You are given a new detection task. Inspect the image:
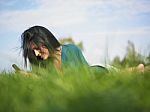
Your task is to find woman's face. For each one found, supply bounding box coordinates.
[31,43,50,60]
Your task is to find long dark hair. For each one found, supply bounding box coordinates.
[21,25,60,67]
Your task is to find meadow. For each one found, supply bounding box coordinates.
[0,67,150,112]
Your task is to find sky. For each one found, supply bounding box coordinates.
[0,0,150,72]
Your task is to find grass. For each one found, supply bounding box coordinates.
[0,67,150,112]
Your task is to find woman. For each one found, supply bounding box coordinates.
[21,25,91,72]
[18,25,143,74]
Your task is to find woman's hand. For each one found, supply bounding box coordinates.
[12,64,38,78]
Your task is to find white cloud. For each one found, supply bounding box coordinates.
[0,0,89,32]
[87,0,150,22]
[1,0,150,32]
[0,9,86,32]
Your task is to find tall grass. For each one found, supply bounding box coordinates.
[0,67,150,112]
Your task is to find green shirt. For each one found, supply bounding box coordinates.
[61,44,88,67]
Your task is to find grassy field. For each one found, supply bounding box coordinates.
[0,67,150,112]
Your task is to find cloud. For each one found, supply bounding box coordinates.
[0,0,89,32]
[0,9,86,32]
[87,0,150,22]
[1,0,150,32]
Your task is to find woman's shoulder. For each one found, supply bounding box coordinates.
[62,44,78,48]
[62,44,80,51]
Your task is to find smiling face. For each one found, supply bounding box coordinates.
[30,43,50,60]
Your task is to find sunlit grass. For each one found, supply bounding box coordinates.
[0,67,150,112]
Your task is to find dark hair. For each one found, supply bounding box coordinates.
[21,25,60,67]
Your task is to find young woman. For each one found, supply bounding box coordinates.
[16,25,143,74]
[21,25,92,72]
[13,26,144,73]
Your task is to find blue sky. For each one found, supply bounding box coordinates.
[0,0,150,71]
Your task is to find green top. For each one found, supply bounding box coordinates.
[61,44,88,67]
